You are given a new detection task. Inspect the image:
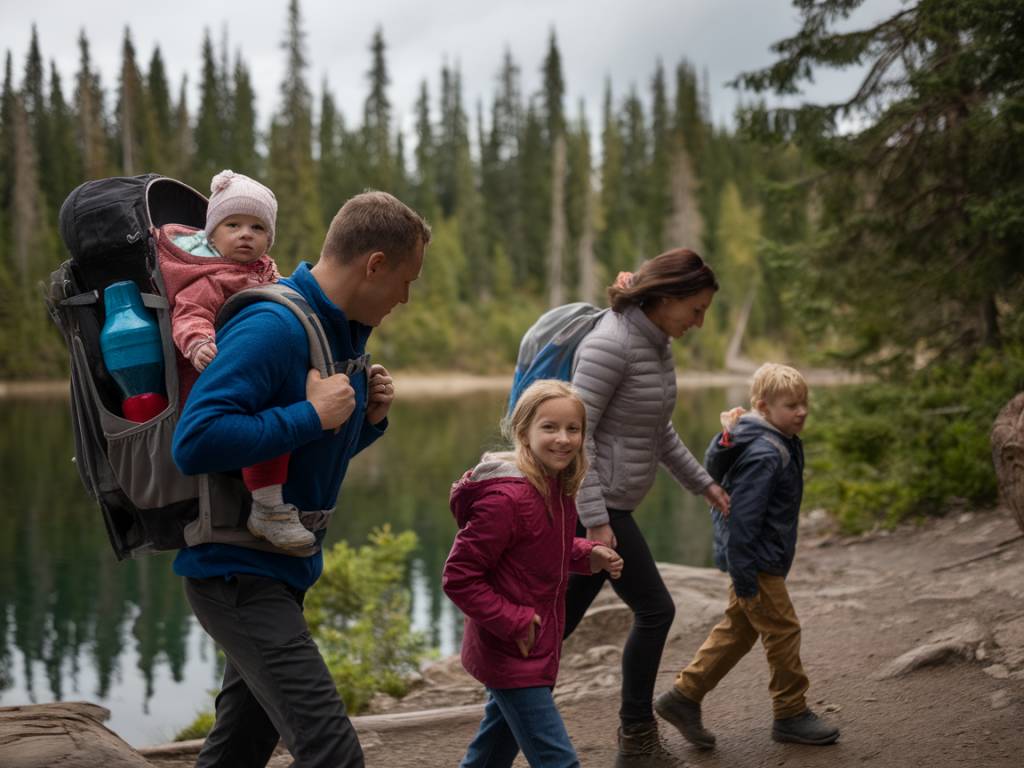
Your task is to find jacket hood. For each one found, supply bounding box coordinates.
[449,452,528,527]
[705,412,795,485]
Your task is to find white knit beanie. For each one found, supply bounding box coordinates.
[205,170,278,250]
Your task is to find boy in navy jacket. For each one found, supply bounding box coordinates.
[655,363,840,748]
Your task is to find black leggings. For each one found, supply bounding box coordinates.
[563,508,676,725]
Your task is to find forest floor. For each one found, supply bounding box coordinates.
[136,504,1024,768]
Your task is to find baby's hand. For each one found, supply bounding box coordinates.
[719,406,746,432]
[591,545,624,579]
[192,341,218,371]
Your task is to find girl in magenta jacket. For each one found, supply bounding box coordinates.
[443,380,623,767]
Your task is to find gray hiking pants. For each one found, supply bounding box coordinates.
[185,574,364,767]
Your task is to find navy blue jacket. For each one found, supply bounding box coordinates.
[707,414,804,598]
[171,262,386,591]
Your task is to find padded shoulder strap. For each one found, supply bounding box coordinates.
[216,284,335,377]
[760,433,792,470]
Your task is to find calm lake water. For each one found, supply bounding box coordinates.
[0,385,740,746]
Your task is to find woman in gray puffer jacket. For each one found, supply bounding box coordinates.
[563,248,731,763]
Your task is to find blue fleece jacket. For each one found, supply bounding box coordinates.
[171,262,386,591]
[706,413,804,598]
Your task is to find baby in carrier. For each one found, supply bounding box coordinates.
[158,170,313,550]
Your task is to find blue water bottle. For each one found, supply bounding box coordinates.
[100,281,168,422]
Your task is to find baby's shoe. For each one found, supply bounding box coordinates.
[772,709,839,745]
[247,501,315,550]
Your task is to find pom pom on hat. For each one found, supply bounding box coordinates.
[205,169,278,249]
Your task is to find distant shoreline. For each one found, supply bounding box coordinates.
[0,369,867,401]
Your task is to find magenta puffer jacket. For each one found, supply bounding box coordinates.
[442,454,596,689]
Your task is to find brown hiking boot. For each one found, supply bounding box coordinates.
[654,687,716,749]
[614,720,677,767]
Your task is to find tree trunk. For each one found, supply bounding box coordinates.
[547,132,567,307]
[991,392,1024,535]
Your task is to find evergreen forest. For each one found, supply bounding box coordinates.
[1,0,1022,529]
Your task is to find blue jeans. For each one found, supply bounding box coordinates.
[461,687,580,768]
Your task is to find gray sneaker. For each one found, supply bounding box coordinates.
[247,502,316,550]
[654,687,716,749]
[772,709,839,745]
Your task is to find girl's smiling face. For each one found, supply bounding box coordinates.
[526,396,584,475]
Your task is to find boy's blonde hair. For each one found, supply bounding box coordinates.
[750,363,809,410]
[502,380,588,503]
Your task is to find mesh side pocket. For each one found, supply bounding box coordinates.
[72,336,197,508]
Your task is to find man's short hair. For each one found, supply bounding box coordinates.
[750,363,809,409]
[322,190,431,264]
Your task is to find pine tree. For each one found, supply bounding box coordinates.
[566,101,597,303]
[169,77,193,183]
[266,0,322,271]
[0,53,16,270]
[542,31,567,306]
[734,0,1024,369]
[23,26,58,211]
[146,47,173,172]
[412,80,439,222]
[115,27,146,175]
[665,61,704,254]
[318,81,343,225]
[648,61,671,251]
[194,29,226,189]
[482,50,524,278]
[228,53,258,177]
[596,80,629,276]
[620,87,649,258]
[74,31,110,181]
[48,62,81,204]
[362,27,392,191]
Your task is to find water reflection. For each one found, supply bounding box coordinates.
[0,386,730,744]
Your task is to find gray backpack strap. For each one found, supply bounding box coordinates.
[216,284,335,377]
[760,433,791,469]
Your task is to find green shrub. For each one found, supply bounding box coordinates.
[805,344,1024,533]
[174,709,215,741]
[305,525,429,714]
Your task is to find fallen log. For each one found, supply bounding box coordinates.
[0,701,153,768]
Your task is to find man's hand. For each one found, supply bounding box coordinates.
[306,369,355,431]
[515,614,542,658]
[704,482,731,517]
[586,523,617,549]
[366,364,395,425]
[590,545,623,579]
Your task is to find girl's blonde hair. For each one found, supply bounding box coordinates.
[501,380,588,504]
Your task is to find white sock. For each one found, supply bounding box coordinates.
[252,484,284,508]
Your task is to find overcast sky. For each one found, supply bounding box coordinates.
[1,0,905,141]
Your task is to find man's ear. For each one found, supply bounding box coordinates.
[365,251,387,278]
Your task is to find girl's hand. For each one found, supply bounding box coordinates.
[704,482,731,517]
[591,545,623,579]
[586,523,617,548]
[515,614,542,657]
[192,341,218,371]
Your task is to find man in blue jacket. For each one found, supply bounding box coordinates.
[172,190,430,768]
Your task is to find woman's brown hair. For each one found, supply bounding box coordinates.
[607,248,719,312]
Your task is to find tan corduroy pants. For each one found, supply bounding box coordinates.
[674,573,810,719]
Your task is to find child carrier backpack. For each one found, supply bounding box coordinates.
[507,302,609,413]
[43,174,340,560]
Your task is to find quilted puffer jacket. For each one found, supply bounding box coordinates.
[571,306,713,527]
